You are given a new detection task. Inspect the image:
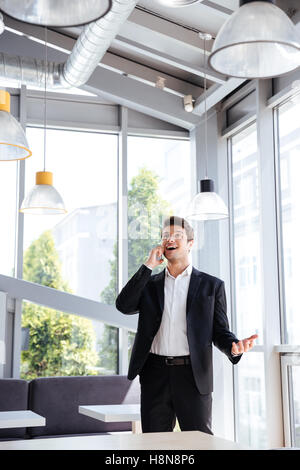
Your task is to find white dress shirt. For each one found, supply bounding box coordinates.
[145,263,192,356]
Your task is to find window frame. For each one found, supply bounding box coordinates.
[0,85,191,379]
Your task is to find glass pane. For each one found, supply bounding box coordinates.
[20,301,117,379]
[127,136,192,278]
[278,99,300,344]
[231,124,263,342]
[291,365,300,447]
[22,128,118,376]
[236,352,267,449]
[23,128,118,305]
[0,161,17,276]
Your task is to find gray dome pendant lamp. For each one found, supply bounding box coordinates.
[0,0,112,28]
[209,0,300,79]
[186,33,229,222]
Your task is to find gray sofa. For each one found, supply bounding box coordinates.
[0,375,140,441]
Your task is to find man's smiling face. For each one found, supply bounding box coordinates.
[161,224,194,261]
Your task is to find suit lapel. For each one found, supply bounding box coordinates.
[186,267,202,315]
[154,268,165,314]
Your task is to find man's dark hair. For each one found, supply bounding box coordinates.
[161,216,194,241]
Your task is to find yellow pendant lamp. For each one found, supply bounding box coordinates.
[20,27,66,215]
[0,90,32,161]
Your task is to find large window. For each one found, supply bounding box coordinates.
[230,124,267,448]
[276,97,300,446]
[24,128,118,304]
[231,124,263,341]
[127,136,192,277]
[236,352,267,449]
[126,136,191,358]
[277,98,300,344]
[20,301,117,379]
[20,127,119,377]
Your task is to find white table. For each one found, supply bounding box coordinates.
[0,430,247,450]
[79,404,142,434]
[0,410,45,429]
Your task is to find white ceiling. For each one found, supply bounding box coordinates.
[136,0,238,36]
[0,0,299,125]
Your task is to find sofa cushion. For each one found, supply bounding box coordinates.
[0,379,29,440]
[28,375,140,437]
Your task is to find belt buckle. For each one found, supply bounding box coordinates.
[165,356,174,366]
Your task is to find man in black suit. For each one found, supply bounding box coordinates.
[116,216,258,434]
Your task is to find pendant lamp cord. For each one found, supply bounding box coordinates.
[43,26,47,172]
[203,36,208,180]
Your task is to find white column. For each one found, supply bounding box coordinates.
[118,106,129,375]
[0,291,7,378]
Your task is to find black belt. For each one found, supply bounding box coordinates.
[148,353,191,366]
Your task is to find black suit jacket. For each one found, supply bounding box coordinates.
[116,264,242,394]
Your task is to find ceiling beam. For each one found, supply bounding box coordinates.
[113,35,226,84]
[128,9,213,51]
[82,67,200,130]
[3,15,203,98]
[201,0,234,16]
[1,18,200,129]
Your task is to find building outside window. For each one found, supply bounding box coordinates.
[276,96,300,446]
[277,98,300,345]
[230,123,267,449]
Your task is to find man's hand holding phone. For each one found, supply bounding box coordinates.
[145,245,165,270]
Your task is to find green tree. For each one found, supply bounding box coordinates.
[99,167,172,370]
[21,230,98,380]
[101,166,172,304]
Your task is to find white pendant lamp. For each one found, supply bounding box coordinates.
[20,27,66,215]
[0,0,112,27]
[209,0,300,79]
[186,33,229,222]
[0,90,32,161]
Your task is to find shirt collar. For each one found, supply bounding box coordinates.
[165,263,192,278]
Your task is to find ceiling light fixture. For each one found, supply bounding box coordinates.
[0,0,112,27]
[20,27,66,215]
[0,90,32,161]
[209,0,300,79]
[186,33,229,221]
[183,95,194,112]
[156,77,166,90]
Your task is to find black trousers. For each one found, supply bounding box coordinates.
[139,353,213,434]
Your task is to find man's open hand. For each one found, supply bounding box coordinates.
[231,334,258,355]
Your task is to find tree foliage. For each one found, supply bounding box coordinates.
[100,166,172,304]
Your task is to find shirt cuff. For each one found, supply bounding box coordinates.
[144,264,153,271]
